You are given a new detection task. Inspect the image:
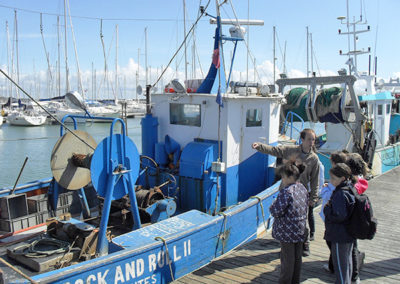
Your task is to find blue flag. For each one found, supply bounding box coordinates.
[216,88,223,107]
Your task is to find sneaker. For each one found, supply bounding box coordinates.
[302,249,310,257]
[310,233,315,241]
[323,264,334,274]
[351,277,360,284]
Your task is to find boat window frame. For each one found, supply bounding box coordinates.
[169,103,201,127]
[377,104,383,116]
[245,108,263,127]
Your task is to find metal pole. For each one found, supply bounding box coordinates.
[273,26,276,84]
[146,85,151,114]
[11,157,28,195]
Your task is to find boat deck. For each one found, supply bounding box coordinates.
[174,166,400,283]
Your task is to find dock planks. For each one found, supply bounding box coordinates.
[174,166,400,283]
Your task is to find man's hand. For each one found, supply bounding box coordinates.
[252,142,259,149]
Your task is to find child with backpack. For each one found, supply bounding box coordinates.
[270,161,308,284]
[324,163,356,284]
[320,151,348,274]
[346,153,369,283]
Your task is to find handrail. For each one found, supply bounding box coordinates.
[280,111,305,141]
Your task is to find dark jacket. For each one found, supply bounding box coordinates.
[323,180,356,243]
[270,182,308,243]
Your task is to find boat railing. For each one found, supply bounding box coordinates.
[280,111,305,141]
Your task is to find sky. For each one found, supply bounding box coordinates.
[0,0,399,100]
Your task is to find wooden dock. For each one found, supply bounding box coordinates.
[174,166,400,283]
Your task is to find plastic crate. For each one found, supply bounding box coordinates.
[59,192,74,207]
[0,194,28,220]
[0,214,37,232]
[27,194,48,214]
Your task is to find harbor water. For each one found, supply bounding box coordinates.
[0,118,324,189]
[0,118,142,189]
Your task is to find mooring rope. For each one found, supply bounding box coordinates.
[250,195,269,232]
[0,257,38,284]
[154,236,175,281]
[218,211,228,254]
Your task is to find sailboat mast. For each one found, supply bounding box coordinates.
[57,16,61,97]
[14,10,20,99]
[136,48,140,102]
[273,26,276,84]
[310,33,314,75]
[115,24,119,103]
[64,0,69,92]
[6,21,11,97]
[145,27,148,86]
[183,0,188,82]
[246,0,249,83]
[40,13,53,98]
[306,26,309,77]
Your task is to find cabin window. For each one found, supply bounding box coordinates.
[377,104,383,115]
[386,104,391,114]
[246,109,262,127]
[170,103,201,127]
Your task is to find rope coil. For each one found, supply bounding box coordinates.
[11,237,71,258]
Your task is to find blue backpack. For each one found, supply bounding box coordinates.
[346,187,377,240]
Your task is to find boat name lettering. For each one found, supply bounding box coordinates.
[66,240,191,284]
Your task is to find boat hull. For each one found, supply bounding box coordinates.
[27,183,279,283]
[7,113,47,126]
[371,142,400,175]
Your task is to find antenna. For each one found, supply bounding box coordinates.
[337,0,371,74]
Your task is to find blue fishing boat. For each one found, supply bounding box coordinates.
[0,3,284,283]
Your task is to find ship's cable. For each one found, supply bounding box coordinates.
[0,68,96,150]
[151,0,211,89]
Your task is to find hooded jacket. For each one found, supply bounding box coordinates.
[270,182,308,243]
[323,180,356,243]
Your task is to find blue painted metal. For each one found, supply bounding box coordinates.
[226,40,239,88]
[222,145,277,208]
[178,141,218,213]
[281,111,305,140]
[79,188,91,218]
[0,178,52,197]
[144,198,177,223]
[390,113,400,135]
[141,114,159,159]
[90,119,141,256]
[155,143,168,166]
[165,135,181,167]
[318,152,332,180]
[31,182,279,284]
[358,91,393,102]
[380,144,400,173]
[179,141,216,179]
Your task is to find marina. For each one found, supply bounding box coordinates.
[0,0,399,283]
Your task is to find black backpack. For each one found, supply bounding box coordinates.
[346,187,377,240]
